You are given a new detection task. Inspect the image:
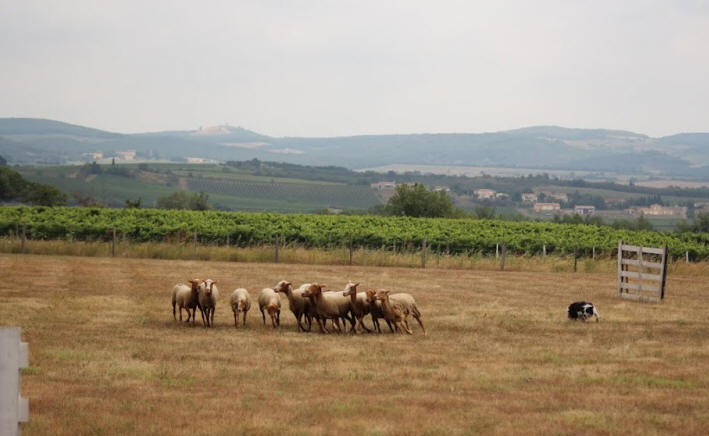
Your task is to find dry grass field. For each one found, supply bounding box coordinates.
[1,254,708,435]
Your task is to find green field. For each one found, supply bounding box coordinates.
[19,164,381,212]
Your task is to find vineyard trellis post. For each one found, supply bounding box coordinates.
[274,234,280,263]
[226,234,230,247]
[349,239,354,265]
[686,251,689,263]
[573,246,578,272]
[421,239,427,269]
[112,228,116,257]
[495,243,499,259]
[193,230,198,260]
[499,244,506,271]
[543,244,546,257]
[21,224,26,254]
[592,246,596,260]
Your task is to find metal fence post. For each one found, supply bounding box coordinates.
[0,327,29,436]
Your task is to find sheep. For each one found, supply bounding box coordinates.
[171,279,202,325]
[374,290,413,335]
[302,283,354,334]
[230,288,251,328]
[365,289,394,333]
[342,282,373,333]
[198,279,219,328]
[274,281,314,332]
[367,289,425,335]
[258,287,281,328]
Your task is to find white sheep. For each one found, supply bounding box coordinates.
[230,288,251,328]
[302,284,355,334]
[258,287,281,328]
[342,282,373,333]
[198,279,219,328]
[365,289,424,334]
[274,281,314,332]
[171,279,202,325]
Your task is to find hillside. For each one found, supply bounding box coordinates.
[18,162,381,213]
[1,118,708,178]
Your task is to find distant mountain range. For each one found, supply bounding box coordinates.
[1,118,708,178]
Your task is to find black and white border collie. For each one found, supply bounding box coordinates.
[568,301,600,322]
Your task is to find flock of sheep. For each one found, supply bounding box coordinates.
[171,279,426,335]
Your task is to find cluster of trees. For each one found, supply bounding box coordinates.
[676,213,709,233]
[156,191,210,210]
[368,183,465,218]
[0,166,67,206]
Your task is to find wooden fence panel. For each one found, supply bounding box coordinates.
[617,240,668,302]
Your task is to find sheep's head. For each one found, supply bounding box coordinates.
[188,279,202,292]
[201,279,217,295]
[365,289,377,303]
[302,283,324,298]
[343,282,360,296]
[375,290,390,302]
[274,280,292,294]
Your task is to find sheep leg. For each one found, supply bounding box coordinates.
[316,317,329,334]
[296,313,305,332]
[372,317,381,333]
[260,308,266,325]
[234,310,238,328]
[242,311,247,327]
[333,317,344,334]
[344,312,356,333]
[276,310,281,327]
[305,314,313,332]
[271,313,278,328]
[357,316,373,333]
[414,315,426,335]
[400,319,413,335]
[210,309,215,326]
[178,307,183,322]
[200,307,208,328]
[385,319,394,333]
[173,303,176,321]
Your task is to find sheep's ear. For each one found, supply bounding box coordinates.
[354,283,360,287]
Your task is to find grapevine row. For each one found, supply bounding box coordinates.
[0,206,707,259]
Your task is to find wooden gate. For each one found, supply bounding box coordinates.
[617,241,668,302]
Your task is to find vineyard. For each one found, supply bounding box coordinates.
[1,206,708,259]
[185,178,379,210]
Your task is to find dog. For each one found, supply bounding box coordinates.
[567,301,600,322]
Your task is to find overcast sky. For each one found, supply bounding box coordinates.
[1,0,708,137]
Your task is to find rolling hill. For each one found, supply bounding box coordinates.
[1,118,708,178]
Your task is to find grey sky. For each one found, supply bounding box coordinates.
[1,0,708,137]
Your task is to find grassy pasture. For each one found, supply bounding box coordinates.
[2,254,708,435]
